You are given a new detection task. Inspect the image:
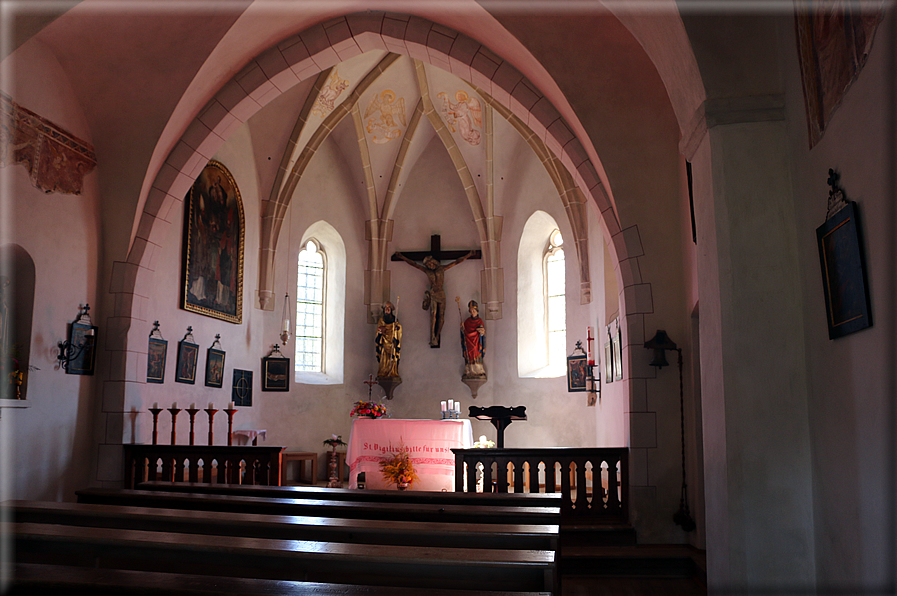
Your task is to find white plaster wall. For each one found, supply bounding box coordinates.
[0,39,100,501]
[782,9,895,591]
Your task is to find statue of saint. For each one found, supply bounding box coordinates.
[395,250,475,348]
[461,300,486,379]
[375,301,402,379]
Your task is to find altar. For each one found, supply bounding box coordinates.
[346,418,473,491]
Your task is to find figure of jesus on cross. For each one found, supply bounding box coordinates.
[393,235,480,348]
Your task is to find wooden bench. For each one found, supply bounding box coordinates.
[8,500,558,552]
[10,563,552,595]
[8,521,556,593]
[138,480,563,508]
[76,487,562,526]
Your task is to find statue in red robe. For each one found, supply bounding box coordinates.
[461,300,486,379]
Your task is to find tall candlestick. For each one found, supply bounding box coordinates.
[186,407,200,446]
[168,406,181,445]
[205,408,218,445]
[149,407,162,446]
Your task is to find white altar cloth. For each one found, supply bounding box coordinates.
[346,418,473,491]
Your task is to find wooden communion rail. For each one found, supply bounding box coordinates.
[123,444,284,489]
[452,447,628,522]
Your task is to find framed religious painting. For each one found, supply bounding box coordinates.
[604,340,613,383]
[175,339,199,384]
[566,353,588,392]
[205,348,226,389]
[262,356,290,392]
[146,337,167,384]
[612,327,623,381]
[817,200,872,339]
[181,160,245,324]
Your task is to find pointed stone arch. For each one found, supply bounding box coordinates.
[103,10,655,481]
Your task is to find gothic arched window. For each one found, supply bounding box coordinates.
[295,239,325,373]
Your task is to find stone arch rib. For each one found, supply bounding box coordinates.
[105,11,649,481]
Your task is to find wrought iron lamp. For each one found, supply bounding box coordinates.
[57,304,97,374]
[644,329,696,532]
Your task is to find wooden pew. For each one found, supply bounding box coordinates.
[11,562,552,595]
[8,521,556,593]
[138,480,563,508]
[76,487,561,526]
[8,500,558,552]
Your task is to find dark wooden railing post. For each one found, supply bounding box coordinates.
[123,445,286,489]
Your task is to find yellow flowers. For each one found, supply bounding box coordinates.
[379,444,419,489]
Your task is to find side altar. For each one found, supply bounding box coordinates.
[346,418,473,491]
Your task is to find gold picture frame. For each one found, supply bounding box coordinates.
[182,160,245,324]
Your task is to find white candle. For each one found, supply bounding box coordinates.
[209,402,214,409]
[152,402,158,410]
[448,399,454,412]
[440,401,447,412]
[455,402,461,413]
[229,401,235,410]
[190,402,196,410]
[172,401,178,409]
[283,319,290,332]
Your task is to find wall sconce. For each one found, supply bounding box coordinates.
[644,329,677,368]
[58,303,97,375]
[280,293,291,345]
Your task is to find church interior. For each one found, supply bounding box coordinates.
[1,1,894,594]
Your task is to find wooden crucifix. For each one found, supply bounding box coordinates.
[392,235,481,348]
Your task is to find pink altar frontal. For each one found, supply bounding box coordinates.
[347,418,473,491]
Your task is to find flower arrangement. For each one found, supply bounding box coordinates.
[379,444,419,489]
[351,400,387,418]
[323,434,346,448]
[472,435,495,449]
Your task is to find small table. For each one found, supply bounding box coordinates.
[281,451,317,485]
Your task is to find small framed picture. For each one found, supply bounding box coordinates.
[146,337,167,384]
[604,340,613,384]
[262,357,290,391]
[566,354,588,392]
[205,348,226,388]
[232,369,253,407]
[66,321,98,376]
[175,340,199,384]
[612,329,623,381]
[816,201,872,339]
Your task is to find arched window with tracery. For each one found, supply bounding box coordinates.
[295,239,325,373]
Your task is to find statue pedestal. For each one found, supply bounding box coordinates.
[377,376,401,400]
[461,377,486,398]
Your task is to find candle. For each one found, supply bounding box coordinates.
[587,326,594,365]
[283,319,290,333]
[209,402,214,409]
[229,401,235,410]
[172,401,178,409]
[448,399,454,412]
[190,402,196,410]
[152,402,158,410]
[440,401,447,412]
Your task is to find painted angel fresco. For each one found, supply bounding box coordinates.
[364,90,406,145]
[438,90,482,146]
[312,69,350,118]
